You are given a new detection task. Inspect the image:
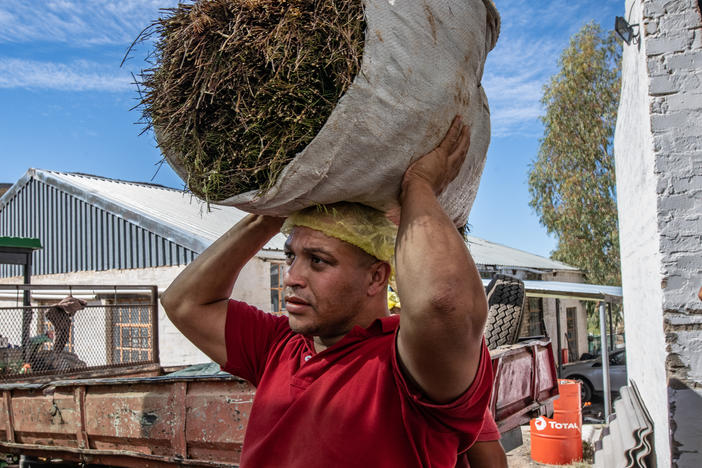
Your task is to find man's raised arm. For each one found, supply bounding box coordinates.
[161,215,284,365]
[395,116,488,403]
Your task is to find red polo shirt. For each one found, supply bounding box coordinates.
[455,409,500,468]
[222,300,493,468]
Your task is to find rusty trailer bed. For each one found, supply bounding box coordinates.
[0,340,558,466]
[0,374,254,467]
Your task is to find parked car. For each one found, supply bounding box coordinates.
[561,348,627,402]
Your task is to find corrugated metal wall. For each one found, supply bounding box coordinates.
[0,178,196,278]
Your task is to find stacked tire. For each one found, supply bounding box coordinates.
[483,274,526,350]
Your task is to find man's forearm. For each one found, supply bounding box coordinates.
[466,441,508,468]
[396,179,485,328]
[162,214,284,321]
[394,158,488,402]
[392,117,489,401]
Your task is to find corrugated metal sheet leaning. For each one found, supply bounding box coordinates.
[594,381,654,468]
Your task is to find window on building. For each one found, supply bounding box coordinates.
[566,307,578,362]
[110,297,152,364]
[270,262,286,315]
[527,297,545,336]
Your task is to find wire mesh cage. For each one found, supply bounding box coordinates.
[0,285,159,381]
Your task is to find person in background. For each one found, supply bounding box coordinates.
[46,296,87,355]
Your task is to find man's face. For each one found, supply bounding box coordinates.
[283,226,375,339]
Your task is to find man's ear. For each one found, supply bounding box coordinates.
[367,261,392,296]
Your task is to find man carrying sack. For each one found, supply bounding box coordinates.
[47,296,87,356]
[162,117,493,467]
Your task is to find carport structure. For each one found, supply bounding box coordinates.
[481,278,623,418]
[520,280,622,420]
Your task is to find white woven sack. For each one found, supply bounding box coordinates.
[212,0,500,225]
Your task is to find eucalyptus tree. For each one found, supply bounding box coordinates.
[529,22,622,288]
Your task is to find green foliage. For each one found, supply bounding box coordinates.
[585,301,623,336]
[529,22,622,286]
[0,358,24,375]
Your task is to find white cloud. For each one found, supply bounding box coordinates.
[0,0,179,45]
[0,58,132,91]
[0,9,12,23]
[485,74,543,101]
[483,39,556,137]
[484,71,545,138]
[0,1,178,92]
[485,0,623,136]
[490,106,543,137]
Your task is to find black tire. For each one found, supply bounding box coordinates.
[577,378,594,403]
[483,274,526,350]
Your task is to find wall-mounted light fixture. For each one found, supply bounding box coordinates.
[615,16,640,45]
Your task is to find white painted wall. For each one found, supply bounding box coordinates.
[0,302,24,347]
[615,1,702,465]
[73,304,107,366]
[647,0,702,462]
[576,305,588,356]
[541,296,587,361]
[615,3,671,464]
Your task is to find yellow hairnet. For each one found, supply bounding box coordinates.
[387,289,401,310]
[281,202,397,264]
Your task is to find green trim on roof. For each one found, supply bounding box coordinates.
[0,237,42,250]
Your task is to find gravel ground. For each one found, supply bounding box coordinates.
[505,396,608,467]
[505,424,602,468]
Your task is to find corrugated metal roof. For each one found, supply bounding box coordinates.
[2,169,577,271]
[480,279,622,302]
[29,169,287,253]
[466,235,577,271]
[0,170,201,276]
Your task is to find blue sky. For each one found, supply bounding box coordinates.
[0,0,623,258]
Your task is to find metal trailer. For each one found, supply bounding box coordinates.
[0,339,558,467]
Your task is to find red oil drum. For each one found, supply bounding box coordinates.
[530,379,583,465]
[554,379,582,425]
